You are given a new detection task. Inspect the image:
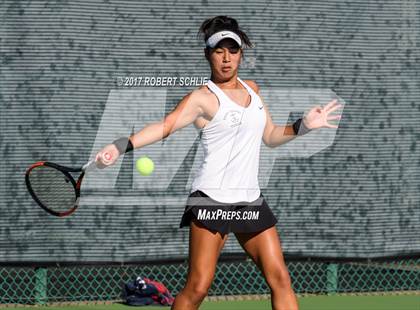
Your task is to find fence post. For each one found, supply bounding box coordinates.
[34,267,47,305]
[326,263,338,295]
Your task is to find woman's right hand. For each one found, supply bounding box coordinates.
[95,144,120,169]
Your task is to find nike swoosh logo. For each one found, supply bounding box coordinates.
[221,33,228,37]
[258,106,263,109]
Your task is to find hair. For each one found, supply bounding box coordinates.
[197,15,253,49]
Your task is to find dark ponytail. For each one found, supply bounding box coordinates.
[197,15,253,49]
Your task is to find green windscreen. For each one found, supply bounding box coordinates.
[0,0,419,263]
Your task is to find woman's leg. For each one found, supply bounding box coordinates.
[235,226,299,310]
[171,220,228,310]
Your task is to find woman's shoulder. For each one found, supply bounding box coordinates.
[192,83,216,102]
[186,84,216,104]
[197,83,212,94]
[242,79,260,94]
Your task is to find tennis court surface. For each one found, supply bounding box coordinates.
[8,294,420,310]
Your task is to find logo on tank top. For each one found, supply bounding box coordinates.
[223,110,242,128]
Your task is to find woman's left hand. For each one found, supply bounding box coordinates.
[303,99,342,130]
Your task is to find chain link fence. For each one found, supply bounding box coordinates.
[0,257,418,305]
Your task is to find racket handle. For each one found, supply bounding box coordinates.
[82,159,97,172]
[83,152,114,172]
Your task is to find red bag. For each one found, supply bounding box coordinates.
[123,276,174,306]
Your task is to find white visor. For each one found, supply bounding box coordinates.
[205,30,242,48]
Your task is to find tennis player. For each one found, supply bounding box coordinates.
[96,15,341,310]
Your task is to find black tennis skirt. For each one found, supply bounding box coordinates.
[179,190,278,235]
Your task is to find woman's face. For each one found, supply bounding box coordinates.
[205,39,242,80]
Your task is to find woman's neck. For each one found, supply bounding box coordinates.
[210,74,239,89]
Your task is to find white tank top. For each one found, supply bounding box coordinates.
[191,77,267,203]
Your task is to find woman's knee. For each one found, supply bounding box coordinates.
[183,279,212,302]
[265,266,293,290]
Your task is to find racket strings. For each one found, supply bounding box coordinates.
[28,166,77,212]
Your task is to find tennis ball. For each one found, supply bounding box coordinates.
[136,156,154,176]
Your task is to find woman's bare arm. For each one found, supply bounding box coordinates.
[96,89,204,166]
[129,90,204,148]
[262,108,297,148]
[244,80,297,148]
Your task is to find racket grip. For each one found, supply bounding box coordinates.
[82,159,97,172]
[82,152,113,172]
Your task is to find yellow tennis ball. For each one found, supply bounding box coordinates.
[136,156,154,176]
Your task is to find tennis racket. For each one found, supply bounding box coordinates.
[25,152,112,217]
